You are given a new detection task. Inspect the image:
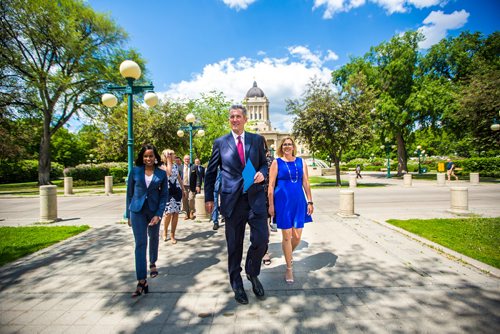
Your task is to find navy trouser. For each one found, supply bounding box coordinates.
[225,194,268,290]
[130,205,160,280]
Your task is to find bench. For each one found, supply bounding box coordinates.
[380,168,387,172]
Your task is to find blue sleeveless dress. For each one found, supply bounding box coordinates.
[274,157,312,229]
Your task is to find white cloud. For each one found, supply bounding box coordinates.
[313,0,366,19]
[313,0,447,17]
[371,0,407,14]
[418,10,469,49]
[408,0,447,9]
[325,50,340,62]
[222,0,257,11]
[160,47,336,131]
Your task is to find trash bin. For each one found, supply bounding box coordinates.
[438,162,445,172]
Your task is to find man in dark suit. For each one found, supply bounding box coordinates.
[204,105,268,305]
[194,158,205,189]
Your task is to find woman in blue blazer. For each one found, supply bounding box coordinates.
[126,144,168,297]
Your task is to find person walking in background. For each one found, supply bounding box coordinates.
[180,155,199,220]
[268,136,313,285]
[446,158,458,181]
[262,139,274,266]
[126,144,168,297]
[159,149,185,244]
[210,167,222,230]
[204,104,269,305]
[355,164,362,179]
[195,158,205,190]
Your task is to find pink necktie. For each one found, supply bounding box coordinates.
[237,136,245,166]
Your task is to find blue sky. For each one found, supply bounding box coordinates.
[87,0,499,131]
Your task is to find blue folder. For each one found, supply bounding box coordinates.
[242,158,256,192]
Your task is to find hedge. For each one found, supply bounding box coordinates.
[0,160,64,184]
[455,157,500,178]
[64,162,128,182]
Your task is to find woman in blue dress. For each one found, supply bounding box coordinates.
[268,136,313,284]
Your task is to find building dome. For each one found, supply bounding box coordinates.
[246,81,265,98]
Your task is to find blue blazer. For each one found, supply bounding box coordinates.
[204,132,268,218]
[126,166,168,219]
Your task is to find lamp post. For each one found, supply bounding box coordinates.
[415,145,426,174]
[177,113,204,165]
[101,60,158,175]
[380,143,396,178]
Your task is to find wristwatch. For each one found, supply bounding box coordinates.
[307,201,313,205]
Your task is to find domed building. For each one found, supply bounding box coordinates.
[243,81,309,157]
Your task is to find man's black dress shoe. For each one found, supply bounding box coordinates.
[246,275,265,300]
[213,223,219,230]
[233,287,248,304]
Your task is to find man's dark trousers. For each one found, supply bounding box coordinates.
[226,193,268,290]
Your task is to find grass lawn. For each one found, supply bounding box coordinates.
[309,176,386,188]
[386,218,500,269]
[0,181,126,196]
[0,225,90,266]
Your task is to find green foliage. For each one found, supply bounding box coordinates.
[0,160,63,184]
[0,0,135,184]
[456,157,500,178]
[0,225,90,266]
[289,75,374,185]
[387,218,500,269]
[64,162,127,182]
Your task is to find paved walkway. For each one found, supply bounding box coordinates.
[0,177,499,333]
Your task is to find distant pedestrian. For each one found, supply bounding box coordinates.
[262,139,275,266]
[195,158,205,189]
[210,167,222,230]
[126,144,168,297]
[446,158,458,181]
[179,155,200,220]
[355,164,362,179]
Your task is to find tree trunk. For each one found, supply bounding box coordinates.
[332,153,341,186]
[38,118,52,185]
[395,132,407,176]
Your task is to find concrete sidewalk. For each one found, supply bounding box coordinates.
[0,179,499,333]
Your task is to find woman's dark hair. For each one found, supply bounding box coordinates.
[135,144,161,166]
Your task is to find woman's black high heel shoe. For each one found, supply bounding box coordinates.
[150,264,158,278]
[132,280,148,298]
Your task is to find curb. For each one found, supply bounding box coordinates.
[371,218,500,278]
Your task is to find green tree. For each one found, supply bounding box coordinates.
[288,77,373,185]
[0,0,134,184]
[190,91,232,163]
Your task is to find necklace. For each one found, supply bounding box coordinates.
[283,158,299,183]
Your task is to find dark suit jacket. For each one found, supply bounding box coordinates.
[196,165,205,186]
[126,166,168,219]
[204,132,268,218]
[179,164,201,192]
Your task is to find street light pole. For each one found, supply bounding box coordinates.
[415,145,425,175]
[380,143,396,178]
[101,60,158,175]
[177,113,204,165]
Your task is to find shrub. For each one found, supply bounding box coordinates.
[455,157,500,178]
[0,160,63,183]
[64,162,128,182]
